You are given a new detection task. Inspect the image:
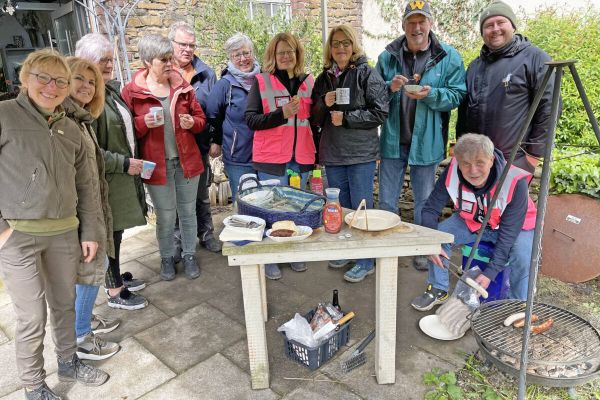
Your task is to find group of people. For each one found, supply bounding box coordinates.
[0,0,554,398]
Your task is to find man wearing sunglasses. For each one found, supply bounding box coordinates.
[168,21,222,257]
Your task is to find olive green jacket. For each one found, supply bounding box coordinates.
[92,80,147,231]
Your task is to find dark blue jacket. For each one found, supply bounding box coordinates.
[205,69,254,166]
[190,56,217,153]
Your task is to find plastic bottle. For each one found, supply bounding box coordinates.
[287,169,301,188]
[323,188,342,234]
[310,169,324,195]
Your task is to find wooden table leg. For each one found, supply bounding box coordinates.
[259,264,267,322]
[240,264,270,389]
[375,257,398,384]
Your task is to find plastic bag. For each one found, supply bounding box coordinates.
[436,266,483,336]
[277,313,318,348]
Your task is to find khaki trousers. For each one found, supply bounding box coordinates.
[0,229,80,388]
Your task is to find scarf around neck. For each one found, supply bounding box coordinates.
[227,60,260,91]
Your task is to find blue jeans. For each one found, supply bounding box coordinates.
[427,213,534,300]
[378,146,438,225]
[224,161,256,202]
[257,160,309,188]
[147,158,200,258]
[326,162,376,269]
[75,284,99,338]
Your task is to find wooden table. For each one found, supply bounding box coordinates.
[222,218,453,389]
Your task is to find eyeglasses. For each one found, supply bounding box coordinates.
[29,72,69,89]
[173,40,197,50]
[331,40,352,48]
[276,50,295,58]
[99,57,114,65]
[232,51,253,61]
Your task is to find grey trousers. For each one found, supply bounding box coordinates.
[0,229,80,388]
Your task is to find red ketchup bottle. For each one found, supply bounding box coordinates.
[323,188,342,234]
[310,169,324,195]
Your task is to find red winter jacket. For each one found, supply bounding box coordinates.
[121,69,206,185]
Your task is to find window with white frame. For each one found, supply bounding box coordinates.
[244,0,291,19]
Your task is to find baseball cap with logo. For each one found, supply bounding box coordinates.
[403,0,433,22]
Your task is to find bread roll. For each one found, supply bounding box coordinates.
[271,220,298,237]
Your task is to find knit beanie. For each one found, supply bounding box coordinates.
[479,0,517,33]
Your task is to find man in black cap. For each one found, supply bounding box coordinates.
[376,0,466,270]
[456,0,555,173]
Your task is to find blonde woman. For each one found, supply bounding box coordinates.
[0,49,107,400]
[245,32,315,279]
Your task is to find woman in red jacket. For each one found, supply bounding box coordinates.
[122,34,206,281]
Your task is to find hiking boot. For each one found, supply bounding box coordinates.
[57,354,109,386]
[290,262,307,272]
[411,284,449,311]
[183,254,200,279]
[173,244,182,264]
[107,288,147,310]
[265,263,281,280]
[24,383,61,400]
[328,259,352,269]
[76,332,120,361]
[413,256,429,271]
[121,272,146,291]
[160,256,176,281]
[201,236,222,253]
[91,314,120,335]
[343,264,375,283]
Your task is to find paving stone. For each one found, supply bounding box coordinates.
[135,303,245,373]
[93,303,169,344]
[119,259,161,286]
[142,271,238,317]
[139,353,279,400]
[0,329,7,346]
[281,373,362,400]
[119,236,159,264]
[0,280,11,307]
[136,250,162,274]
[0,304,15,341]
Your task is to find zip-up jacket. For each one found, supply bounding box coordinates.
[422,150,536,281]
[205,69,254,165]
[456,35,554,171]
[249,72,315,165]
[121,69,207,185]
[311,56,389,165]
[376,32,466,164]
[189,56,218,154]
[0,93,98,242]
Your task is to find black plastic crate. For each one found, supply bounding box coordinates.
[282,310,351,370]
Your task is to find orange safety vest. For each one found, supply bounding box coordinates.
[445,157,537,232]
[252,73,315,165]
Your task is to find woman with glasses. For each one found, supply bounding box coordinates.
[311,24,389,283]
[206,33,260,201]
[63,56,121,361]
[245,32,315,280]
[121,34,206,281]
[75,33,149,311]
[0,49,108,399]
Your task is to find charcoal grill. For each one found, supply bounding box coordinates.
[471,300,600,387]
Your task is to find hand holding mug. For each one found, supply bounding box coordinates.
[179,114,194,130]
[144,112,164,128]
[127,158,143,176]
[330,110,343,126]
[324,91,336,107]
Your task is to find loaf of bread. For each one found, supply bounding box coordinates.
[271,220,298,237]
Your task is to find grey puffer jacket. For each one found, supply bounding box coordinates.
[0,93,98,241]
[311,56,389,165]
[64,97,114,286]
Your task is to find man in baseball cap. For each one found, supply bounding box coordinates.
[457,0,556,174]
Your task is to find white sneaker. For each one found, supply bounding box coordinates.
[76,332,120,361]
[91,314,121,335]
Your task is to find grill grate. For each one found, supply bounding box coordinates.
[471,300,600,366]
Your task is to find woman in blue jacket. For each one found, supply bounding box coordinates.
[206,33,260,201]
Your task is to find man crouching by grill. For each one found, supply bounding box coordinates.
[411,133,537,311]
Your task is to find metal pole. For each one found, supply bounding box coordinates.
[517,61,571,399]
[568,63,600,143]
[321,0,328,47]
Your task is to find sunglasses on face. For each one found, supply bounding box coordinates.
[29,72,69,89]
[331,40,352,48]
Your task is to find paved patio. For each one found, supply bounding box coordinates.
[0,209,478,399]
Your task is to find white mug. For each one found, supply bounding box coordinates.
[149,106,164,126]
[335,88,350,105]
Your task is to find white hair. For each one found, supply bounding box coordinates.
[168,21,196,41]
[75,33,112,63]
[224,33,254,56]
[138,34,173,65]
[454,133,495,159]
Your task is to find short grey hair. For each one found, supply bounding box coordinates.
[138,34,173,65]
[75,33,112,64]
[454,133,495,159]
[168,21,196,41]
[224,33,254,56]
